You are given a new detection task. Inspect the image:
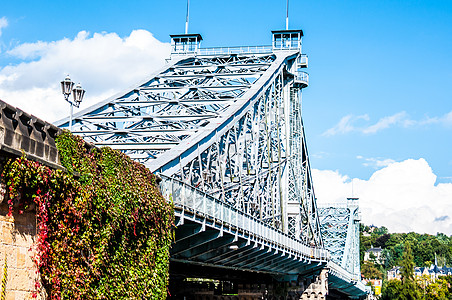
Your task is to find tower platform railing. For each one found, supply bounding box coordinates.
[173,46,308,56]
[294,71,309,88]
[298,54,308,68]
[318,202,349,209]
[197,45,273,55]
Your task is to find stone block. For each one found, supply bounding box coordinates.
[12,229,35,248]
[17,249,26,269]
[6,291,16,300]
[13,290,27,300]
[1,222,14,244]
[13,290,38,300]
[0,190,40,297]
[1,245,17,269]
[22,248,35,270]
[8,268,34,291]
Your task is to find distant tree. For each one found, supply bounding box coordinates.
[369,252,377,262]
[385,233,403,250]
[360,228,373,264]
[442,275,452,298]
[424,260,433,268]
[359,224,452,272]
[375,233,390,248]
[393,243,406,264]
[381,249,394,269]
[360,224,370,233]
[381,279,402,300]
[361,261,383,280]
[425,277,449,300]
[416,274,430,298]
[418,239,434,266]
[437,255,447,267]
[400,243,421,300]
[374,226,389,236]
[360,223,365,232]
[436,233,449,244]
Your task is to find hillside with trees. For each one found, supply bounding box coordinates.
[360,225,452,299]
[360,225,452,269]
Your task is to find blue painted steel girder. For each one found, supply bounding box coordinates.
[171,218,327,276]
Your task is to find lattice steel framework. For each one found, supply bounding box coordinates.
[318,198,361,278]
[56,31,322,247]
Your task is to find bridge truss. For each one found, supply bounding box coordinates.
[55,30,367,298]
[318,198,360,278]
[318,198,367,297]
[57,33,321,246]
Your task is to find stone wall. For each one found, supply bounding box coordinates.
[0,201,44,300]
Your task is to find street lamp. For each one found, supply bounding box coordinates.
[61,75,85,131]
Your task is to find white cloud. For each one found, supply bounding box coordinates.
[322,115,354,136]
[323,110,452,136]
[419,111,452,127]
[7,40,49,59]
[361,111,407,134]
[357,155,396,169]
[0,30,171,121]
[312,169,352,204]
[311,151,330,159]
[0,17,7,37]
[322,114,369,136]
[313,158,452,234]
[444,111,452,126]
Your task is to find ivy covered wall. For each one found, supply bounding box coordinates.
[1,131,173,299]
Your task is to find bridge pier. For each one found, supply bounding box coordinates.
[299,269,328,300]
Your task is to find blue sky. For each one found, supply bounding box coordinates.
[1,0,451,233]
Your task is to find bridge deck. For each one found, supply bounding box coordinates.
[160,175,329,275]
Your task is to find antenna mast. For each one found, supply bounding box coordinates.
[185,0,190,34]
[286,0,289,30]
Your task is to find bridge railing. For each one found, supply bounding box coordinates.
[328,261,369,296]
[159,174,329,262]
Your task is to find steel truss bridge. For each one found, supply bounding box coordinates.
[55,30,368,299]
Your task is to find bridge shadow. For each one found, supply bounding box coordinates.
[168,261,319,300]
[0,201,37,240]
[0,201,39,297]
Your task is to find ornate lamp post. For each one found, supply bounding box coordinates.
[61,75,85,131]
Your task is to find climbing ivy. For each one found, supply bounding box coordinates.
[1,131,173,299]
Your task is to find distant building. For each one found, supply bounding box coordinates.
[362,279,382,297]
[388,265,452,282]
[387,266,401,280]
[423,265,452,281]
[368,225,378,232]
[364,246,383,264]
[414,267,430,278]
